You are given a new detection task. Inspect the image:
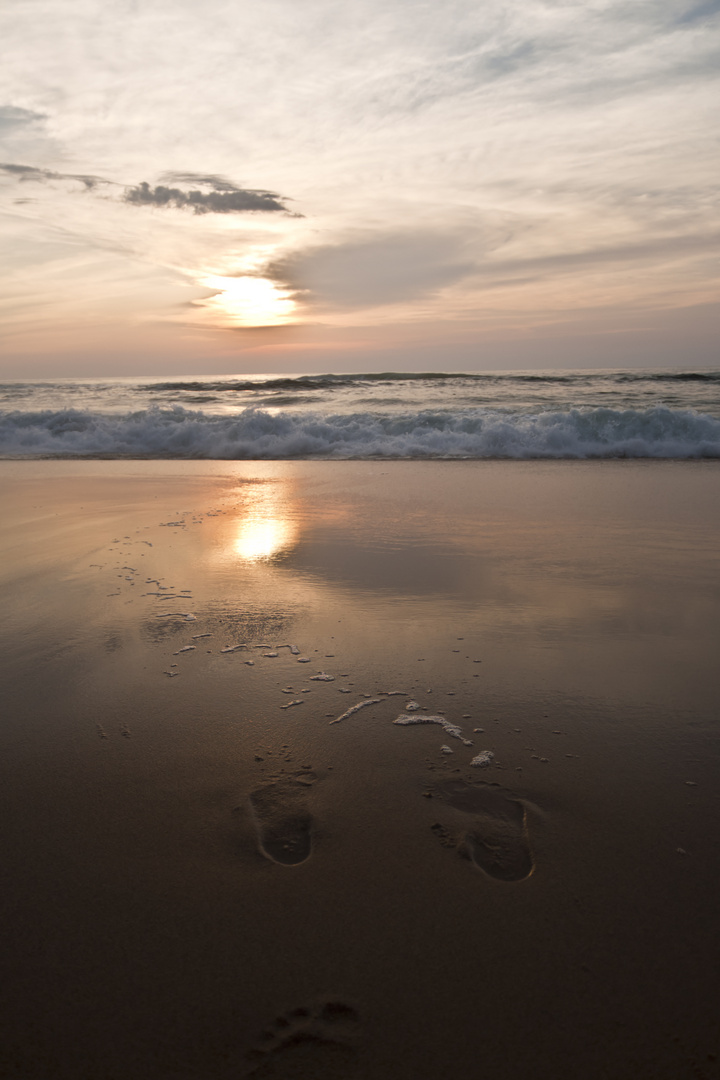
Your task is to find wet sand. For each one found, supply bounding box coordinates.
[1,459,719,1080]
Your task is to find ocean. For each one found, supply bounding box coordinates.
[1,369,719,459]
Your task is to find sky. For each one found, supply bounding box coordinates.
[0,0,718,376]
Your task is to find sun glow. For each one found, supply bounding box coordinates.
[235,516,297,561]
[233,485,298,562]
[200,275,296,326]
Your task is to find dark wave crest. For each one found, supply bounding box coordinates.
[136,370,720,396]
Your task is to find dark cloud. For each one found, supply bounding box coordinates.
[0,106,47,133]
[0,162,106,189]
[0,162,59,181]
[0,160,296,216]
[478,230,720,279]
[124,177,296,215]
[268,223,720,314]
[676,0,720,24]
[160,171,241,192]
[270,231,477,308]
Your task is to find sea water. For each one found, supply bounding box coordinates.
[1,369,719,459]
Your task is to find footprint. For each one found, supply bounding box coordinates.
[246,1000,360,1078]
[432,779,534,882]
[249,772,320,866]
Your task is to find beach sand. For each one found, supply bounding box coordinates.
[1,459,718,1080]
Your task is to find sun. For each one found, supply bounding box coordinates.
[200,274,296,326]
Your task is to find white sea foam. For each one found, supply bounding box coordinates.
[330,698,383,724]
[1,404,719,459]
[394,713,472,744]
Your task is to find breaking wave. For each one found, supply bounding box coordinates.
[1,404,719,459]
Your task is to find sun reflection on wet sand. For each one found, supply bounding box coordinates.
[232,483,299,562]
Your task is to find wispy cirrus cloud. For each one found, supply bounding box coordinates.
[0,161,108,189]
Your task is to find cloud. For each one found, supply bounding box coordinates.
[675,0,720,25]
[160,171,243,192]
[0,161,107,189]
[485,230,720,276]
[0,161,297,217]
[1,2,718,370]
[123,177,297,215]
[0,105,47,134]
[270,230,479,309]
[0,105,63,171]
